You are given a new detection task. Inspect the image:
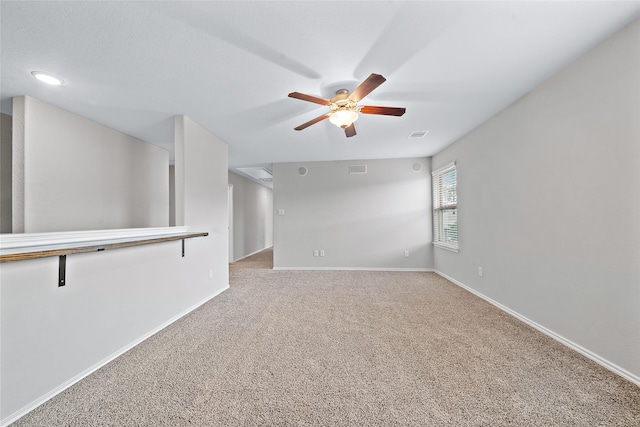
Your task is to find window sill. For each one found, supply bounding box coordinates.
[433,242,459,253]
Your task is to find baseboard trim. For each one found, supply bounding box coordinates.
[273,267,434,272]
[1,285,230,427]
[434,270,640,387]
[232,246,273,263]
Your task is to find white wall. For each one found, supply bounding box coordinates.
[169,165,176,226]
[1,114,229,424]
[228,171,273,261]
[432,21,640,382]
[273,158,432,270]
[11,96,169,233]
[0,113,11,233]
[174,115,229,288]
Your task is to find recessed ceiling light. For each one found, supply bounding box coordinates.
[31,71,64,86]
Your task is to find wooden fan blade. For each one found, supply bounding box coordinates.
[345,123,356,137]
[349,73,387,102]
[294,113,330,131]
[288,92,331,106]
[360,105,406,116]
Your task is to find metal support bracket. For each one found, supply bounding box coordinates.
[59,255,66,287]
[6,232,212,288]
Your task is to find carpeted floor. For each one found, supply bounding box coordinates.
[13,248,640,426]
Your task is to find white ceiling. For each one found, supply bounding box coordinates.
[2,1,639,185]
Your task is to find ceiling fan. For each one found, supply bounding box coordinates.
[288,73,406,138]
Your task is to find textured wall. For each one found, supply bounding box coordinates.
[433,21,640,380]
[273,157,432,270]
[174,114,229,291]
[1,113,12,232]
[169,165,176,226]
[12,96,168,232]
[228,171,273,261]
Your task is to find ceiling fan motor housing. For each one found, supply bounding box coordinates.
[330,89,359,125]
[327,90,358,128]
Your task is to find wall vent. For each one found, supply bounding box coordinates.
[349,164,367,174]
[236,166,272,180]
[408,130,429,139]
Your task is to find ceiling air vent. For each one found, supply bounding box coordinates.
[237,167,272,180]
[408,130,429,139]
[259,178,273,183]
[349,164,367,175]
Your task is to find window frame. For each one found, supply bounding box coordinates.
[432,162,459,252]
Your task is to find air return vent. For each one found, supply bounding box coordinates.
[237,167,272,180]
[408,130,429,139]
[349,164,367,174]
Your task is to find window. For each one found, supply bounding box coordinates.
[432,162,458,252]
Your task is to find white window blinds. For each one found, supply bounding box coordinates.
[432,162,458,251]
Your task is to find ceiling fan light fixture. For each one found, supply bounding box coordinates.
[289,74,404,136]
[329,110,358,129]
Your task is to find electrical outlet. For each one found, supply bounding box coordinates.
[320,250,325,257]
[313,250,319,257]
[478,266,483,277]
[208,269,213,279]
[404,250,409,258]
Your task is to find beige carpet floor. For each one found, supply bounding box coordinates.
[12,248,640,426]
